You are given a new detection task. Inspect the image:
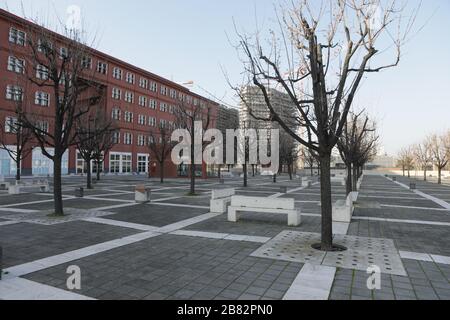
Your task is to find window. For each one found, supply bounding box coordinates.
[160,85,168,96]
[112,67,123,80]
[124,133,133,145]
[170,89,177,99]
[160,103,168,113]
[149,99,157,109]
[138,115,146,125]
[124,111,133,123]
[124,91,134,103]
[138,96,147,107]
[169,105,174,114]
[149,117,156,127]
[6,85,23,101]
[193,98,199,106]
[97,61,108,75]
[36,120,49,134]
[112,132,120,144]
[7,56,25,73]
[139,78,148,89]
[137,135,146,146]
[112,88,122,100]
[160,119,168,128]
[60,47,68,59]
[148,136,155,144]
[4,117,18,133]
[122,154,132,173]
[126,72,135,84]
[137,155,148,173]
[35,92,50,107]
[36,65,49,80]
[9,27,26,46]
[110,154,121,173]
[37,39,53,53]
[149,82,158,92]
[81,56,92,69]
[112,108,121,120]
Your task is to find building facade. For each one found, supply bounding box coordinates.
[0,9,218,178]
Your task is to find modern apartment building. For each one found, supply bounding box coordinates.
[0,9,218,178]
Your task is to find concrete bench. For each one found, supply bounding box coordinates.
[332,194,355,223]
[135,185,151,203]
[331,177,346,186]
[0,182,10,190]
[210,188,235,213]
[9,183,50,194]
[221,172,234,178]
[228,196,301,227]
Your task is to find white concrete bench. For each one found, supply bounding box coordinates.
[331,177,346,186]
[135,185,151,203]
[8,181,50,194]
[0,182,10,190]
[210,188,235,213]
[228,196,301,227]
[332,193,355,223]
[221,172,234,178]
[301,180,312,187]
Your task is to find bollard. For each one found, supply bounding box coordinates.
[410,183,416,190]
[75,187,84,198]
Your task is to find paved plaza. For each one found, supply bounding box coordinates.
[0,173,449,300]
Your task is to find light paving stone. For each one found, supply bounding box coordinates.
[283,264,336,300]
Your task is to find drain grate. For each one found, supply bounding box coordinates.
[251,231,407,276]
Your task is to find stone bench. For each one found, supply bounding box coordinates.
[8,183,50,194]
[135,185,151,203]
[210,188,235,213]
[301,179,312,187]
[228,196,301,227]
[331,177,346,186]
[332,193,356,223]
[0,182,10,190]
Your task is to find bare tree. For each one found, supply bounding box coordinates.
[397,147,414,178]
[280,133,299,180]
[231,1,416,250]
[301,147,318,176]
[18,21,102,216]
[338,112,377,194]
[75,110,116,189]
[0,98,34,182]
[429,134,449,185]
[92,127,117,182]
[413,140,432,181]
[174,101,211,195]
[148,123,176,184]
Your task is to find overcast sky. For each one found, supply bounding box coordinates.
[1,0,449,156]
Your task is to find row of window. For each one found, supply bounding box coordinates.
[4,116,48,133]
[111,108,173,128]
[5,85,51,107]
[111,89,177,113]
[111,132,168,146]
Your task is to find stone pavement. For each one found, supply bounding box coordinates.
[0,172,449,300]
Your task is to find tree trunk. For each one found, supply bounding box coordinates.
[273,174,277,183]
[319,151,333,251]
[408,170,410,178]
[424,168,427,181]
[252,165,255,177]
[243,163,248,187]
[402,166,405,177]
[86,160,92,189]
[310,165,313,177]
[160,161,164,183]
[288,165,293,180]
[96,162,101,181]
[346,163,352,195]
[438,167,442,185]
[16,160,21,181]
[53,154,64,216]
[352,164,358,192]
[218,165,221,179]
[190,141,196,194]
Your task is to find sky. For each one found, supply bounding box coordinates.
[1,0,449,156]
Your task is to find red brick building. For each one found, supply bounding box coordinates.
[0,9,218,179]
